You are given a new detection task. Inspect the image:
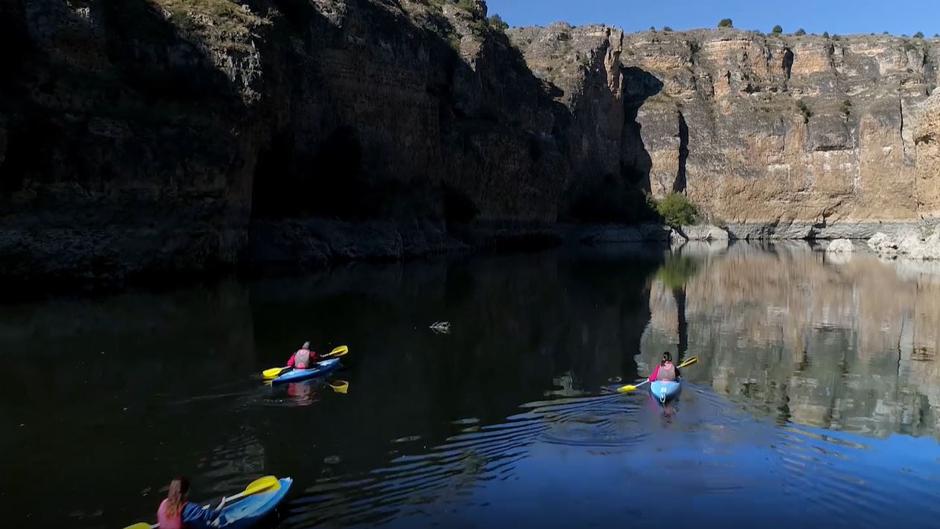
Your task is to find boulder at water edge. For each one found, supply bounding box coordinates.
[827,239,854,254]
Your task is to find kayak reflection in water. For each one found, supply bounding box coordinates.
[157,477,225,529]
[287,382,320,405]
[648,351,680,382]
[286,341,318,370]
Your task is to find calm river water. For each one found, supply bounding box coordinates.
[2,242,939,529]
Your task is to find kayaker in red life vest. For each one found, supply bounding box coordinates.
[156,476,225,529]
[286,341,317,370]
[648,351,680,382]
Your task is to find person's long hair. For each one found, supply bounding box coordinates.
[165,477,190,517]
[661,351,672,366]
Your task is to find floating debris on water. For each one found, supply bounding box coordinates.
[429,321,451,334]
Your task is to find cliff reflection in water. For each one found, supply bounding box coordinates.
[641,243,940,438]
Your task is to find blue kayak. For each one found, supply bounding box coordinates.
[650,380,681,403]
[271,358,341,385]
[215,477,292,529]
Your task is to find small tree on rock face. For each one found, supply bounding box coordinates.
[772,25,783,34]
[656,193,698,227]
[487,14,509,32]
[914,31,925,39]
[718,18,733,28]
[797,100,813,123]
[795,28,806,36]
[823,31,830,38]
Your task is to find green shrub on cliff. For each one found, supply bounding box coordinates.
[840,99,852,117]
[655,193,698,227]
[718,18,733,28]
[772,25,783,34]
[914,31,925,39]
[795,28,806,36]
[797,100,813,123]
[488,14,509,32]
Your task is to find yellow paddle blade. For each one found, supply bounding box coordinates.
[329,380,349,394]
[123,523,154,529]
[242,475,280,496]
[617,384,638,393]
[678,356,699,368]
[322,345,349,358]
[223,475,280,504]
[262,367,286,380]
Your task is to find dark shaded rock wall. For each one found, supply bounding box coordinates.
[0,0,653,290]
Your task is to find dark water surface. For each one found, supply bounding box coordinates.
[2,243,940,529]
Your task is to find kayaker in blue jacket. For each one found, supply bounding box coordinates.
[648,351,680,382]
[156,477,225,529]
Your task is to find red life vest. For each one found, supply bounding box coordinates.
[657,362,677,381]
[294,348,311,369]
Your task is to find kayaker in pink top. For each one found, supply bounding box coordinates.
[156,476,225,529]
[648,351,680,382]
[286,341,318,370]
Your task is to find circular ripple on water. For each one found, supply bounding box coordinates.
[523,394,651,448]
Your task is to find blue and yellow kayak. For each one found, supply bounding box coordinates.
[650,380,681,403]
[271,358,341,385]
[215,477,292,529]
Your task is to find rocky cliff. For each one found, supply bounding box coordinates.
[4,1,940,291]
[0,0,656,291]
[605,28,940,238]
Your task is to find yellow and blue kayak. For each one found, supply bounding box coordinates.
[215,477,292,529]
[271,358,341,385]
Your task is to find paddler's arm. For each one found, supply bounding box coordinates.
[648,365,660,382]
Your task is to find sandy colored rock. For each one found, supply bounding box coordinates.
[827,239,854,253]
[618,30,940,237]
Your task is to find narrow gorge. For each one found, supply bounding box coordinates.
[3,0,940,290]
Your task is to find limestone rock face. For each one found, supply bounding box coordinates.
[617,29,940,238]
[914,90,940,220]
[680,224,730,241]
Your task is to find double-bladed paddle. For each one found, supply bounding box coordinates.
[617,355,698,393]
[262,345,349,380]
[123,475,281,529]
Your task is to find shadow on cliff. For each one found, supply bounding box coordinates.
[1,0,245,213]
[0,0,253,297]
[566,66,663,223]
[249,0,658,229]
